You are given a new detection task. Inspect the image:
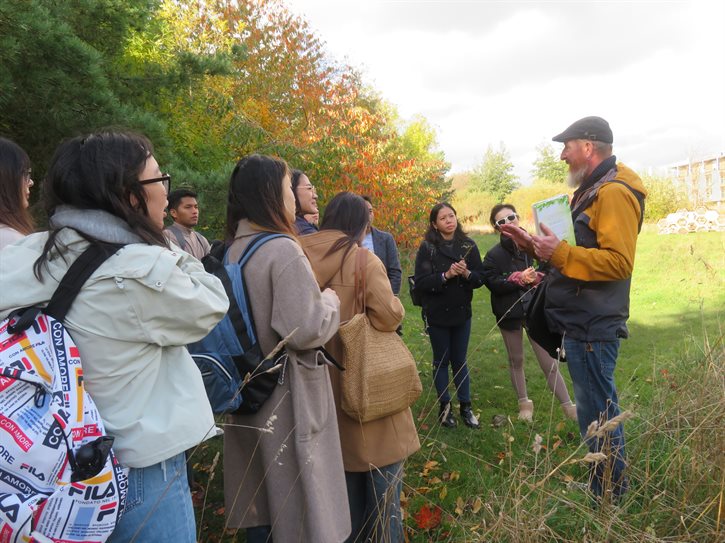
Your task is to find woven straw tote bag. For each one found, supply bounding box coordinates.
[338,248,422,422]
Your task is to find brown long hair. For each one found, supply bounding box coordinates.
[0,137,34,235]
[225,154,297,240]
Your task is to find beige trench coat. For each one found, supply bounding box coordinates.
[223,221,350,542]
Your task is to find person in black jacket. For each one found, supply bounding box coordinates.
[414,203,485,428]
[482,204,577,422]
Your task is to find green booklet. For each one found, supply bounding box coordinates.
[531,194,576,246]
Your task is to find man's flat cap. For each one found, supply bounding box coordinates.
[552,116,613,144]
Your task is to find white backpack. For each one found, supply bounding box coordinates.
[0,244,127,542]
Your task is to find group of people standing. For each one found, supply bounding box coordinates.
[0,134,417,543]
[412,116,643,505]
[0,115,645,541]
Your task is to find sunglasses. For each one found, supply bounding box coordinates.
[139,173,171,193]
[495,213,518,227]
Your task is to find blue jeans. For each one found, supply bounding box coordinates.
[107,452,196,543]
[345,462,404,543]
[246,525,273,543]
[428,319,472,404]
[564,338,628,498]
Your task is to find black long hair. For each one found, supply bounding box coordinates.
[34,130,167,278]
[489,203,517,229]
[319,191,369,260]
[291,168,307,217]
[424,202,468,246]
[0,137,34,235]
[225,154,296,240]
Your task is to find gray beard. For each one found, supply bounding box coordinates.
[567,165,588,188]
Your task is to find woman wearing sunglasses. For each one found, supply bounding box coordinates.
[482,204,577,422]
[0,130,229,542]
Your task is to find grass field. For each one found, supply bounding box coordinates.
[194,228,724,542]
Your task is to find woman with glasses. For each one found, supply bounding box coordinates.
[413,202,485,429]
[291,169,319,235]
[0,137,35,249]
[0,130,229,542]
[482,204,577,422]
[222,155,350,543]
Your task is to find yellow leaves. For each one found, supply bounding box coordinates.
[419,460,439,477]
[471,496,483,514]
[454,496,465,516]
[438,486,448,500]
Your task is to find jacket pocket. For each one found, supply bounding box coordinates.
[291,351,332,442]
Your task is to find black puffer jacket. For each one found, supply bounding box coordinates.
[413,237,485,327]
[482,234,536,330]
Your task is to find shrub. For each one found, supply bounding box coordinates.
[641,174,690,221]
[452,188,498,227]
[508,181,571,226]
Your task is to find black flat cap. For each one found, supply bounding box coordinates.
[552,116,613,144]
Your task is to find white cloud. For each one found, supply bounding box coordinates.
[287,0,725,182]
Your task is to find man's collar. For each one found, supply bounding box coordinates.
[172,222,194,234]
[575,155,617,198]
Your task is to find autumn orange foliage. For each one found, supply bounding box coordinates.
[158,0,450,250]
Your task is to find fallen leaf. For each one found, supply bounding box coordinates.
[439,486,448,500]
[413,504,442,530]
[455,496,465,516]
[214,506,225,516]
[472,497,483,514]
[449,471,460,481]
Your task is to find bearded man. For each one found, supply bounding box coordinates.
[503,116,646,501]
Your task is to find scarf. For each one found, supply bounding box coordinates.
[49,206,145,245]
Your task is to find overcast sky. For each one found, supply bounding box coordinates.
[286,0,724,182]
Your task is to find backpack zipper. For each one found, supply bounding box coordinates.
[193,354,233,382]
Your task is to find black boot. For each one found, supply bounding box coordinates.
[460,402,480,429]
[438,402,456,428]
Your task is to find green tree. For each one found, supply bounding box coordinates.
[470,143,518,201]
[531,142,567,184]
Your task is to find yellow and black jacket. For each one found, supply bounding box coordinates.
[546,157,647,341]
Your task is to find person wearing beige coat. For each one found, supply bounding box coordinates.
[220,155,350,543]
[301,192,421,543]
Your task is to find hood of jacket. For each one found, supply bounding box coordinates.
[299,229,351,287]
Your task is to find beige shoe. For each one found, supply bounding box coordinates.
[562,401,578,421]
[518,399,534,422]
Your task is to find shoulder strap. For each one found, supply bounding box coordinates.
[607,179,646,233]
[352,248,368,315]
[571,170,645,233]
[9,243,122,334]
[237,233,291,267]
[221,233,291,352]
[45,243,122,321]
[167,224,187,250]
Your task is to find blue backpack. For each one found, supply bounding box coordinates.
[188,233,290,415]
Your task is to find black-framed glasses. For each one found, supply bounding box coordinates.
[495,213,518,227]
[139,174,171,193]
